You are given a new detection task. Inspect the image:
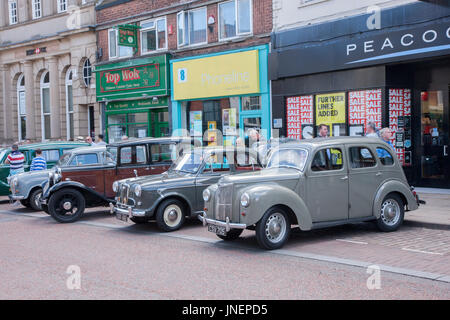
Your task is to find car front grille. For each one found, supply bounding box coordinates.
[215,183,233,222]
[118,184,130,205]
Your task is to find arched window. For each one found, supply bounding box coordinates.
[17,74,26,141]
[66,69,74,140]
[83,59,92,87]
[40,71,50,140]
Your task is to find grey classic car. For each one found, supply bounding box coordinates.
[200,137,422,250]
[111,146,262,231]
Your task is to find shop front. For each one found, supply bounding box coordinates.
[170,45,271,147]
[95,55,170,142]
[269,2,450,188]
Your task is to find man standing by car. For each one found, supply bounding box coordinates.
[317,124,329,138]
[5,144,25,177]
[93,134,107,146]
[30,149,47,171]
[379,127,395,150]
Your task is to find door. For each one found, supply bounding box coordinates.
[306,147,349,222]
[149,143,176,174]
[62,153,106,194]
[419,89,450,187]
[151,109,169,137]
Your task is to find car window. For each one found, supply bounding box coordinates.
[69,153,99,166]
[235,151,262,170]
[151,144,176,164]
[120,147,132,165]
[203,153,230,174]
[41,149,60,162]
[136,145,147,164]
[349,147,376,169]
[376,147,394,166]
[58,153,71,166]
[172,151,202,173]
[311,148,343,171]
[267,148,308,171]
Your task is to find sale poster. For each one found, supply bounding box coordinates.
[348,89,382,135]
[315,92,346,137]
[389,88,411,166]
[286,95,313,140]
[222,108,237,136]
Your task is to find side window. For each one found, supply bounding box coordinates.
[203,153,230,173]
[41,150,60,162]
[235,151,262,171]
[136,145,147,164]
[151,144,176,164]
[120,147,132,165]
[311,148,343,171]
[69,153,99,166]
[349,147,376,169]
[376,147,394,166]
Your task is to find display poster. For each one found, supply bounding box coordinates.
[222,109,237,136]
[389,88,412,166]
[190,111,202,137]
[286,95,313,140]
[315,92,346,137]
[348,89,382,135]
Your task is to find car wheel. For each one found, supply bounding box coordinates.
[155,199,186,232]
[48,188,86,223]
[20,199,31,208]
[376,193,404,232]
[255,206,291,250]
[29,189,43,211]
[130,217,148,224]
[217,228,243,241]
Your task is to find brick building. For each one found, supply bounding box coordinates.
[95,0,272,144]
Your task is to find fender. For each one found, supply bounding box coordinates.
[241,183,313,231]
[148,191,195,217]
[373,179,418,218]
[45,181,111,204]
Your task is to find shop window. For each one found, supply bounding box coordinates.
[349,147,376,169]
[108,28,133,60]
[348,89,382,136]
[241,96,260,111]
[141,18,167,53]
[9,1,18,25]
[311,148,343,171]
[177,7,207,47]
[219,0,252,40]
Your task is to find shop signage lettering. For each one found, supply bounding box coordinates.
[389,89,412,166]
[348,89,382,136]
[99,64,159,93]
[104,68,141,85]
[106,96,168,111]
[315,93,346,137]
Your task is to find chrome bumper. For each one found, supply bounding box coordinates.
[8,195,25,200]
[198,212,246,232]
[109,203,146,217]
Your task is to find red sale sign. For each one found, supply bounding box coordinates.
[286,95,313,140]
[389,88,411,166]
[348,89,382,132]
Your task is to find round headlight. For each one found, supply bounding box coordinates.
[240,192,250,208]
[112,181,119,193]
[134,184,142,197]
[203,189,211,202]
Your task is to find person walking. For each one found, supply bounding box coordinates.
[30,149,47,171]
[5,144,25,177]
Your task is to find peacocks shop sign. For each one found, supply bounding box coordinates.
[95,55,169,101]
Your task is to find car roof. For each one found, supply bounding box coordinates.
[277,136,386,150]
[11,141,89,151]
[66,145,107,154]
[107,136,197,147]
[192,145,254,154]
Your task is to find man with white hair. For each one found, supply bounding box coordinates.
[379,127,395,150]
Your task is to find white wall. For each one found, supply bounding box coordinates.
[273,0,419,32]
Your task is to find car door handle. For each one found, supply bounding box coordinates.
[376,172,382,176]
[340,176,348,181]
[445,145,448,156]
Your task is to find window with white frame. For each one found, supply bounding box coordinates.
[9,1,18,25]
[177,7,207,47]
[66,70,74,140]
[83,59,92,87]
[57,0,67,13]
[17,75,26,141]
[219,0,252,40]
[32,0,42,19]
[141,17,167,53]
[108,28,133,60]
[40,71,51,140]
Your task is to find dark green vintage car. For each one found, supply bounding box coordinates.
[0,141,89,196]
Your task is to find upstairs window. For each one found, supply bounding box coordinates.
[108,28,133,60]
[219,0,252,40]
[141,17,167,53]
[83,59,92,87]
[9,1,18,25]
[177,7,207,47]
[57,0,67,13]
[32,0,42,19]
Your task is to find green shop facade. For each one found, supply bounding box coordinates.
[95,55,170,143]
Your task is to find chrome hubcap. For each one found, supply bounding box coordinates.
[63,201,72,211]
[265,213,286,243]
[164,205,182,227]
[381,199,400,226]
[167,209,178,221]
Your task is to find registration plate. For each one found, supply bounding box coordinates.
[207,224,226,236]
[116,212,128,222]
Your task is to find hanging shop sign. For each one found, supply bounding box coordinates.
[172,50,260,100]
[389,88,412,166]
[315,92,346,137]
[117,24,140,48]
[95,55,169,101]
[348,89,382,136]
[286,95,313,140]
